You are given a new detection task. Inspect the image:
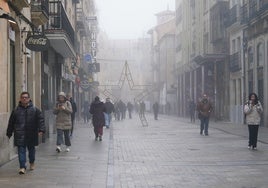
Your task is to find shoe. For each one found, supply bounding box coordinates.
[95,137,98,141]
[56,146,61,153]
[248,145,251,149]
[66,148,70,152]
[30,163,35,171]
[200,132,203,135]
[252,147,257,150]
[99,136,102,141]
[19,168,26,175]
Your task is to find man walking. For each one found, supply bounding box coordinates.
[6,91,45,174]
[104,98,115,128]
[152,102,159,120]
[196,94,212,136]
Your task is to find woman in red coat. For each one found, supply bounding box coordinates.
[90,96,106,141]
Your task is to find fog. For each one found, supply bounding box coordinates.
[96,0,175,39]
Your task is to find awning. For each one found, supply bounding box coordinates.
[0,0,10,13]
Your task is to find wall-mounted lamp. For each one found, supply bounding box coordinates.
[0,13,16,24]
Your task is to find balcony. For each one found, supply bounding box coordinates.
[31,0,49,27]
[241,1,268,24]
[44,1,75,58]
[229,52,241,72]
[210,1,228,43]
[76,8,89,36]
[226,5,238,27]
[11,0,30,10]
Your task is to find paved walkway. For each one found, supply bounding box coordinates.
[1,113,268,188]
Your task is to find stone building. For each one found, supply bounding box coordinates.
[148,9,177,115]
[0,0,48,165]
[175,0,229,120]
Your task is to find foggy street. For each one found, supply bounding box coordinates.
[1,113,268,188]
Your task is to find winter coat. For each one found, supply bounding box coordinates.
[53,101,73,130]
[90,100,106,127]
[105,101,115,114]
[244,101,263,125]
[196,99,212,118]
[6,102,45,146]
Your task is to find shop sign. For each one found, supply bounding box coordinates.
[25,34,49,51]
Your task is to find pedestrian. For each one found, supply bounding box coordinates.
[89,96,106,141]
[244,93,263,150]
[139,101,146,118]
[117,100,125,120]
[196,94,212,136]
[82,101,90,123]
[53,92,73,153]
[127,102,133,119]
[67,94,77,137]
[152,102,159,120]
[6,91,45,174]
[189,100,196,123]
[104,98,115,128]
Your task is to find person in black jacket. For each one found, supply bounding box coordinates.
[89,96,106,141]
[104,98,115,128]
[6,91,45,174]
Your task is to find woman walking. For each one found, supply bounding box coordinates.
[53,92,73,152]
[90,96,106,141]
[244,93,263,150]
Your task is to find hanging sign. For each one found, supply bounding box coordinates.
[25,34,50,51]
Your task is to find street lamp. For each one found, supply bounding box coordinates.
[0,13,16,24]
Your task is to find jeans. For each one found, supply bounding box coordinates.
[18,145,35,169]
[248,124,259,147]
[57,129,71,146]
[104,113,112,128]
[200,117,209,135]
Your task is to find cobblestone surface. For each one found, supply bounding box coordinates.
[1,114,268,188]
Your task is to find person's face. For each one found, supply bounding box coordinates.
[20,94,30,105]
[59,95,65,102]
[250,95,256,101]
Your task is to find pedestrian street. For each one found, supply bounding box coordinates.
[1,114,268,188]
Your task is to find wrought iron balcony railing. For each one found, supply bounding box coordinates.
[45,1,75,46]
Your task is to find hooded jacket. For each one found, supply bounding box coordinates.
[6,101,45,146]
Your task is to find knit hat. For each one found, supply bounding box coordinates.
[58,92,66,98]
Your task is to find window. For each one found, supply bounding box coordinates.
[257,42,264,66]
[248,47,254,69]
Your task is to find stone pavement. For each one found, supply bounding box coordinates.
[1,113,268,188]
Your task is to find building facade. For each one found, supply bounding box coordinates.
[175,0,230,120]
[0,0,98,165]
[148,9,177,114]
[0,0,48,165]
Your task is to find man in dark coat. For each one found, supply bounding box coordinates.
[152,102,159,120]
[89,96,106,141]
[196,94,212,136]
[104,98,115,128]
[6,91,45,174]
[127,102,133,119]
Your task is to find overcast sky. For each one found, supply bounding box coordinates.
[96,0,175,39]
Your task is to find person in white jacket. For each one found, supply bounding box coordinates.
[244,93,263,150]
